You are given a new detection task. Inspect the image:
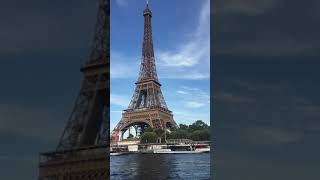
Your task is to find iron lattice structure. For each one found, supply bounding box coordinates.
[57,0,109,151]
[127,5,167,110]
[112,4,177,141]
[137,5,158,83]
[39,0,109,179]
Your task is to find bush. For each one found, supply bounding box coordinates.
[190,129,210,141]
[179,124,188,130]
[144,127,154,132]
[189,120,209,131]
[167,129,190,139]
[140,132,157,143]
[168,120,210,141]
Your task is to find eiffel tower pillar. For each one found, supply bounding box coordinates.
[38,0,110,179]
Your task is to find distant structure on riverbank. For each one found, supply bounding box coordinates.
[111,2,178,142]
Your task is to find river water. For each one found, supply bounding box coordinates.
[110,153,210,180]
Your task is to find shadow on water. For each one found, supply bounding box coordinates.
[134,154,174,179]
[110,153,210,180]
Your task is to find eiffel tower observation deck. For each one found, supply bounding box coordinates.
[112,2,178,142]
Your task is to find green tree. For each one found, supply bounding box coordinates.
[167,129,190,139]
[166,120,210,141]
[190,129,210,141]
[154,129,165,143]
[140,132,157,143]
[179,124,188,130]
[189,120,209,131]
[169,127,176,132]
[144,127,154,132]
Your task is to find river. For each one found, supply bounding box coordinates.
[110,153,210,180]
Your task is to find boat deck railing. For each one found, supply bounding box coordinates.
[39,145,108,166]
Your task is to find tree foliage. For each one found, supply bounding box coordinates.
[140,132,157,143]
[154,128,165,137]
[167,129,190,139]
[189,120,209,131]
[168,120,210,141]
[190,129,210,141]
[144,127,154,132]
[139,120,210,143]
[179,124,188,130]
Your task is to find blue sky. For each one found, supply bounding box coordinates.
[110,0,210,130]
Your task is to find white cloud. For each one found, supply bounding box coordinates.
[115,0,128,8]
[158,0,210,68]
[111,0,210,80]
[158,49,201,67]
[110,51,139,79]
[159,68,210,80]
[176,90,189,95]
[175,86,210,109]
[156,0,210,79]
[110,51,210,80]
[173,110,210,125]
[110,94,130,107]
[185,101,206,108]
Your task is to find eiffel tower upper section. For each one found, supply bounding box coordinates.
[137,3,159,84]
[125,3,170,111]
[84,0,108,67]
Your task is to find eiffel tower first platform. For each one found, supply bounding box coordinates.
[112,3,178,142]
[38,0,109,179]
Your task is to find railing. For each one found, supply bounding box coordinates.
[166,139,211,145]
[39,145,108,165]
[166,139,193,144]
[111,139,210,145]
[124,106,172,113]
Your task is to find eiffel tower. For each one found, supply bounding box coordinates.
[112,3,178,141]
[39,0,109,179]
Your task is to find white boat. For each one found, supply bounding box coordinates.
[194,144,210,153]
[110,152,124,156]
[153,144,210,154]
[110,146,129,156]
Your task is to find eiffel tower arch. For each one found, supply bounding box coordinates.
[38,0,109,179]
[112,3,178,142]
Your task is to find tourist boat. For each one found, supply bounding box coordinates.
[153,144,210,154]
[194,144,210,153]
[110,147,129,156]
